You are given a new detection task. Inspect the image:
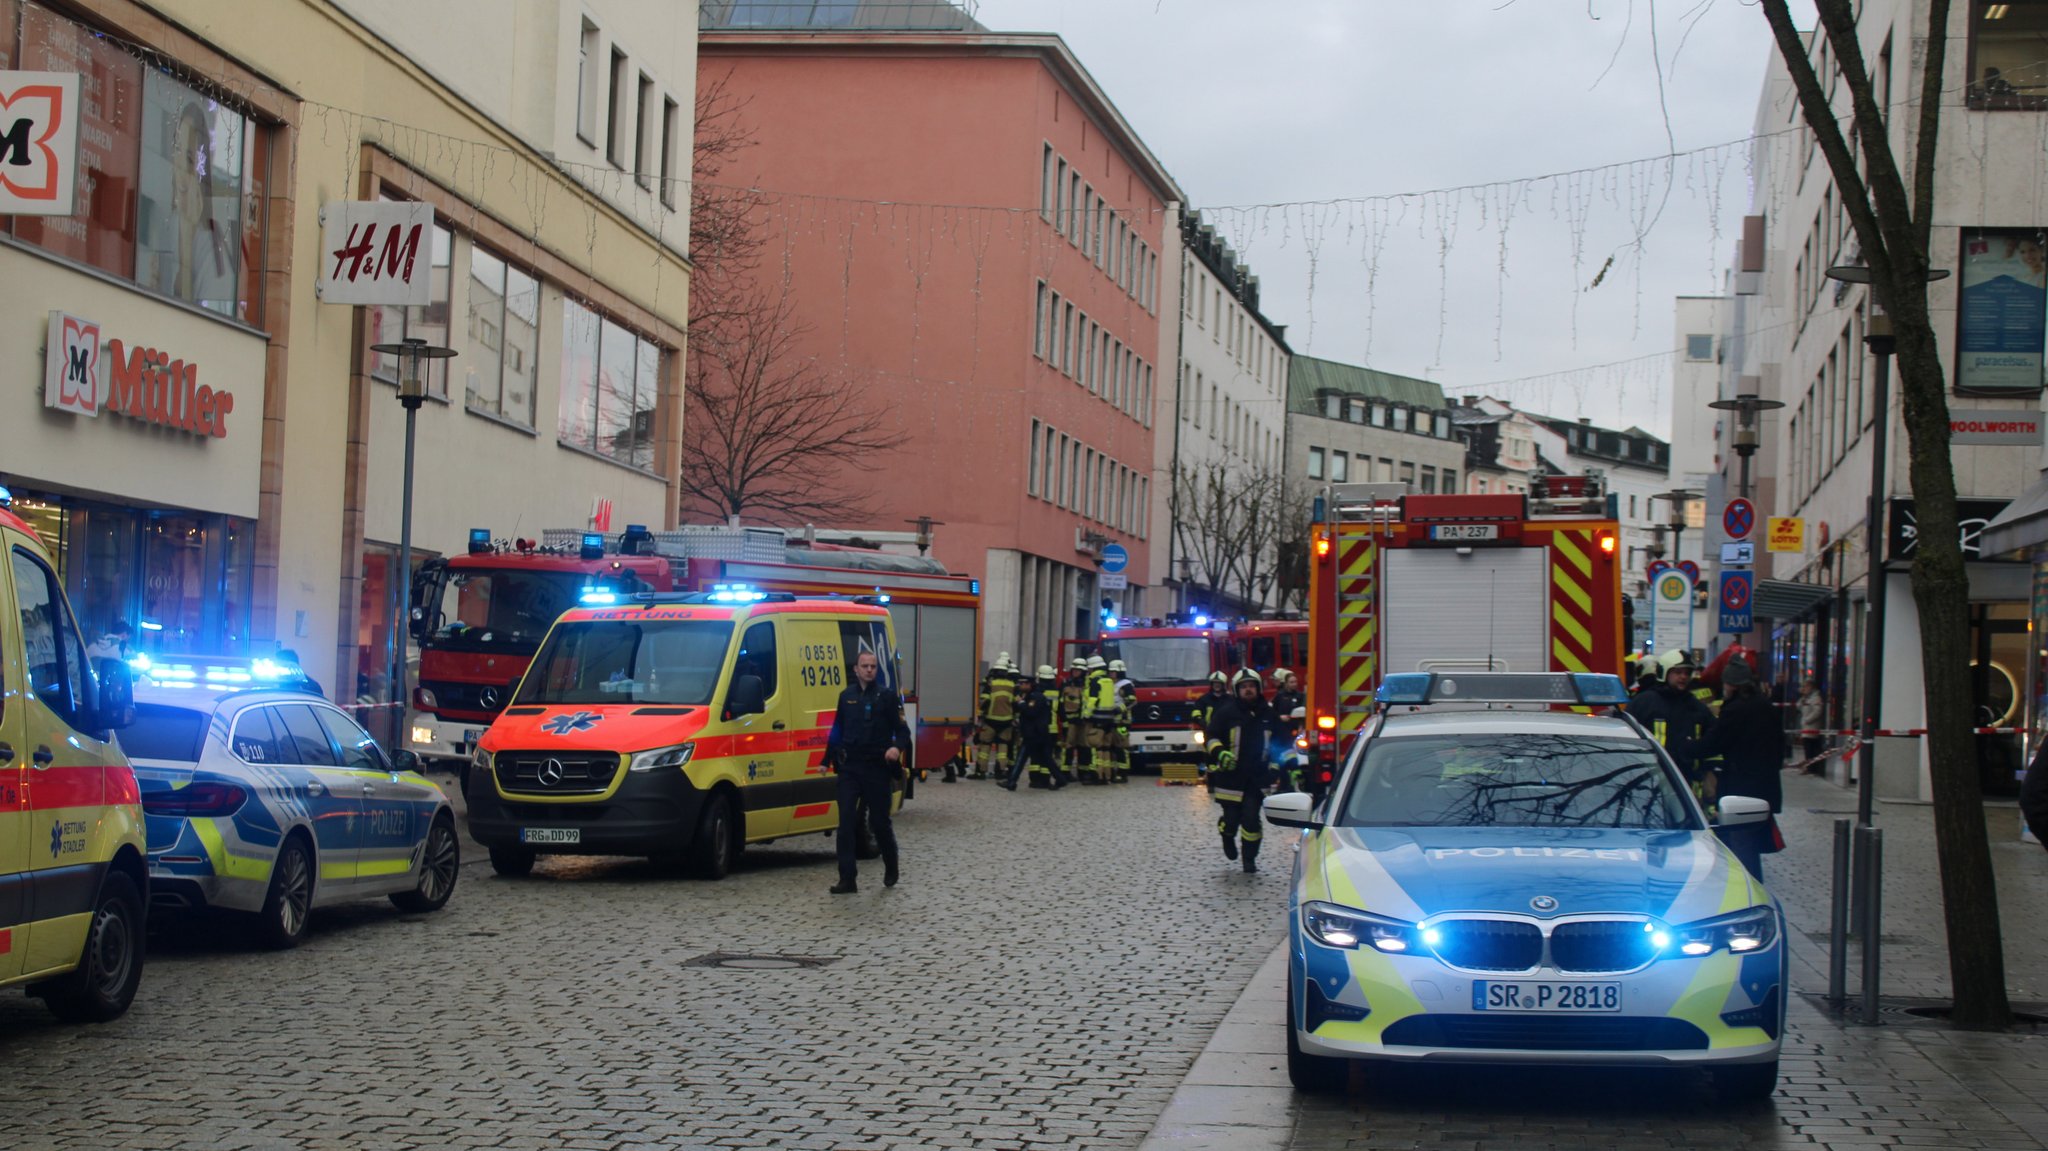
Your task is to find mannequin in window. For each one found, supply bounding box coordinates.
[1984,66,2018,97]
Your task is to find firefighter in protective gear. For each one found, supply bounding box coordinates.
[1081,655,1119,783]
[1270,670,1305,769]
[1005,665,1068,791]
[1192,670,1230,732]
[1059,658,1089,779]
[1627,650,1715,802]
[1109,660,1134,783]
[976,654,1020,781]
[1205,668,1278,872]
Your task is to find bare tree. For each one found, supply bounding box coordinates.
[680,278,904,522]
[681,69,905,524]
[1173,461,1301,613]
[1756,0,2008,1027]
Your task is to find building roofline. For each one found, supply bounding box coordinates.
[698,30,1186,207]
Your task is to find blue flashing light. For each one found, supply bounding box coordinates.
[970,579,980,595]
[1192,614,1210,627]
[579,587,619,606]
[706,583,767,604]
[1102,617,1119,630]
[1421,927,1443,946]
[1376,673,1433,705]
[579,532,606,560]
[875,593,892,604]
[1571,673,1631,706]
[1652,930,1674,951]
[127,652,153,672]
[139,620,165,632]
[250,658,290,680]
[0,483,11,508]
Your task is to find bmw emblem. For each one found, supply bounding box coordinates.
[1530,895,1559,913]
[479,686,501,709]
[536,758,566,787]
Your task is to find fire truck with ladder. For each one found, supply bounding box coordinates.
[1301,475,1627,792]
[406,525,980,783]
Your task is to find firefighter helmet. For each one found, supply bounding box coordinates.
[1209,670,1229,686]
[1108,659,1127,675]
[1068,657,1085,672]
[1036,664,1056,681]
[1086,655,1107,672]
[1232,668,1263,691]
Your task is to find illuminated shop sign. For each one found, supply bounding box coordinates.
[42,310,235,438]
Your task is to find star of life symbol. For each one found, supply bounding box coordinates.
[541,711,601,735]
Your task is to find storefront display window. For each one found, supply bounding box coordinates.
[462,248,540,427]
[136,69,245,316]
[13,2,143,280]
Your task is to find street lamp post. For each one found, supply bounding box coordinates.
[1708,392,1787,501]
[369,337,457,750]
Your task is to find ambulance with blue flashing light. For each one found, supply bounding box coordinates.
[0,484,149,1021]
[1301,475,1627,796]
[466,586,904,879]
[1266,671,1785,1099]
[408,525,978,780]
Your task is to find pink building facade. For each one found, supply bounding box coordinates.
[699,29,1183,670]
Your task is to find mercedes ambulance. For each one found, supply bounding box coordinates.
[466,588,903,879]
[0,486,149,1021]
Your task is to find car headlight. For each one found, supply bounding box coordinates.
[1303,901,1425,953]
[628,743,695,773]
[471,745,492,772]
[1671,906,1779,957]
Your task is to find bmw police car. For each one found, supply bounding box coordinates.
[121,675,460,948]
[1266,672,1784,1099]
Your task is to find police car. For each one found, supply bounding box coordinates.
[121,675,459,948]
[1266,672,1784,1100]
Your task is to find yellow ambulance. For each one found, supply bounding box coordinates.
[0,487,148,1020]
[467,587,903,878]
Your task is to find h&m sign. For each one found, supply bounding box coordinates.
[318,200,436,306]
[43,311,235,438]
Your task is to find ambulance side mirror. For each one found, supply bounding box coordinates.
[725,675,766,719]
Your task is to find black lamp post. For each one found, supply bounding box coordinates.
[368,336,457,750]
[1708,392,1786,500]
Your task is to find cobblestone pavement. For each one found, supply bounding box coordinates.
[1143,770,2048,1150]
[1,776,1291,1151]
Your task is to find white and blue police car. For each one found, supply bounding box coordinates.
[121,670,459,948]
[1266,672,1785,1099]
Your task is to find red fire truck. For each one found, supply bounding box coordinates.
[406,525,980,778]
[1059,615,1308,769]
[1302,476,1626,789]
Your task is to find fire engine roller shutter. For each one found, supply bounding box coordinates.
[1381,548,1550,676]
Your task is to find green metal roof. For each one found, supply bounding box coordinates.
[1287,355,1447,415]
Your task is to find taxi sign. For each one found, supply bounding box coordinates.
[1718,570,1753,635]
[1766,517,1805,553]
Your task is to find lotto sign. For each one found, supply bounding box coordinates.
[1718,570,1753,635]
[1766,516,1806,553]
[318,200,437,305]
[1723,497,1755,541]
[43,311,100,416]
[0,72,81,215]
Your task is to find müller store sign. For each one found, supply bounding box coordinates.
[43,311,236,438]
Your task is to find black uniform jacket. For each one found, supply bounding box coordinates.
[1205,695,1278,790]
[826,679,911,770]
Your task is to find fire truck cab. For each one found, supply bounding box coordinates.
[1303,475,1626,790]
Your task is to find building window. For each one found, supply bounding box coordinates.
[1308,448,1325,480]
[1041,144,1054,220]
[1419,466,1436,494]
[1400,462,1416,488]
[368,206,453,399]
[1956,227,2048,393]
[1028,419,1041,496]
[1069,173,1081,242]
[607,48,629,167]
[1968,1,2048,107]
[1686,334,1714,361]
[660,96,679,209]
[1043,425,1057,501]
[576,19,600,143]
[1062,302,1076,375]
[559,298,662,470]
[1066,439,1080,509]
[1443,469,1458,493]
[1141,364,1152,428]
[1414,412,1432,437]
[1392,407,1409,432]
[1330,452,1349,483]
[634,73,655,188]
[1033,282,1048,358]
[463,246,539,427]
[1055,157,1068,233]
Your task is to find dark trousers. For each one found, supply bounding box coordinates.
[1007,739,1066,787]
[1217,796,1263,846]
[835,765,898,882]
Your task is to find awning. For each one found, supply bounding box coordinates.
[1981,473,2048,559]
[1752,578,1835,620]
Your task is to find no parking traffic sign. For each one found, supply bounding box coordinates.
[1718,569,1753,634]
[1723,497,1755,541]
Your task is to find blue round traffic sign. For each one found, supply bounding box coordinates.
[1100,542,1129,574]
[1723,497,1755,541]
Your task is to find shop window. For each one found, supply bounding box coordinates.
[135,69,246,316]
[1969,1,2048,107]
[558,298,663,470]
[464,247,538,427]
[11,545,89,730]
[369,203,454,399]
[14,4,142,280]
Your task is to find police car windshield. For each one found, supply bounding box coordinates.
[1337,733,1698,831]
[516,620,734,706]
[1100,637,1209,684]
[427,569,583,653]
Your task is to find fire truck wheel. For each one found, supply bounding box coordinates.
[489,845,537,878]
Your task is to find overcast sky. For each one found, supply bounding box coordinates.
[971,0,1806,436]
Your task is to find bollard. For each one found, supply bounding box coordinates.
[1829,818,1851,1004]
[1850,825,1869,942]
[1861,828,1884,1026]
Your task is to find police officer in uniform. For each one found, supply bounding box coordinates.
[824,649,910,894]
[1205,668,1277,872]
[1081,655,1118,783]
[975,654,1020,781]
[1270,669,1305,771]
[1004,665,1069,791]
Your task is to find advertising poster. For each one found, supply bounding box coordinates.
[1958,229,2048,393]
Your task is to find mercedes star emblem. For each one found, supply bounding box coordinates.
[536,758,565,787]
[479,687,501,709]
[1530,895,1559,913]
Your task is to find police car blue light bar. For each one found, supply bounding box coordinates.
[1374,671,1632,706]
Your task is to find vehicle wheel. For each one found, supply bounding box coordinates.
[39,872,145,1023]
[489,845,536,878]
[1286,983,1350,1094]
[1714,1058,1779,1102]
[691,794,737,880]
[256,835,315,950]
[391,814,460,913]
